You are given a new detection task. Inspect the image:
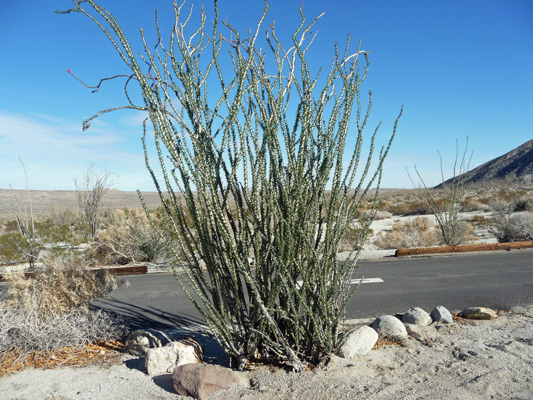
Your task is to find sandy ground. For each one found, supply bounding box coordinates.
[1,305,532,400]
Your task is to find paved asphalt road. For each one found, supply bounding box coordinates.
[86,248,533,329]
[1,249,531,330]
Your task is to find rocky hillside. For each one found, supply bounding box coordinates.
[438,139,533,187]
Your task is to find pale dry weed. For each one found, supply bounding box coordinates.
[0,260,125,356]
[374,217,439,250]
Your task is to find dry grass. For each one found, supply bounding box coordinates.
[0,260,126,373]
[374,217,479,250]
[90,208,167,265]
[1,260,121,315]
[0,306,124,355]
[338,222,374,252]
[374,217,440,250]
[371,336,408,350]
[0,340,125,377]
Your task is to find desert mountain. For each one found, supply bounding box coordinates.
[438,139,533,187]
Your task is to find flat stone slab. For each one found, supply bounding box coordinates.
[460,307,497,320]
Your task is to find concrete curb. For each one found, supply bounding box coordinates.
[395,240,533,257]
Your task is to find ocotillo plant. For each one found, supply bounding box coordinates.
[408,138,472,246]
[58,0,401,370]
[74,166,114,241]
[9,158,40,268]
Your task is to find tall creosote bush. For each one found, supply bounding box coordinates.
[58,0,401,370]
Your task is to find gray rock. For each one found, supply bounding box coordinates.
[461,307,497,320]
[172,363,240,400]
[430,306,454,324]
[145,341,201,376]
[336,326,378,358]
[402,307,432,326]
[405,324,425,339]
[124,328,183,355]
[404,325,446,348]
[371,315,407,339]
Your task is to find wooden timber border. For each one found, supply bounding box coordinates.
[395,241,533,257]
[0,265,148,282]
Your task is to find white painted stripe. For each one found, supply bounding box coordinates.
[295,277,383,288]
[351,278,384,284]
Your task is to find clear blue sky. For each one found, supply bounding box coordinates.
[1,0,532,191]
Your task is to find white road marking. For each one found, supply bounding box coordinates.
[350,278,384,284]
[295,277,383,289]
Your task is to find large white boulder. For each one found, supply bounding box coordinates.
[402,307,432,326]
[145,341,201,376]
[371,315,407,339]
[336,326,378,358]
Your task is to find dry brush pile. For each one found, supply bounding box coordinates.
[0,262,126,375]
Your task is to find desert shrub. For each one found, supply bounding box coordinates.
[401,199,437,216]
[489,212,533,243]
[93,208,167,264]
[460,222,478,244]
[511,198,533,212]
[0,220,80,265]
[0,232,34,265]
[477,196,491,205]
[461,196,490,212]
[374,210,393,220]
[495,189,527,203]
[60,0,401,371]
[2,220,20,233]
[1,260,122,315]
[0,305,123,354]
[34,220,77,245]
[467,215,491,228]
[378,196,438,216]
[374,217,439,249]
[491,190,532,213]
[0,260,125,357]
[338,222,374,252]
[360,209,392,220]
[47,204,77,231]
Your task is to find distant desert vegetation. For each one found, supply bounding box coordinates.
[0,189,164,222]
